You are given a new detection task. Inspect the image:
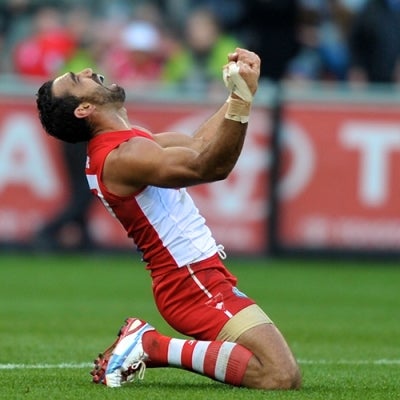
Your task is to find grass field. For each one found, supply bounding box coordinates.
[1,252,399,400]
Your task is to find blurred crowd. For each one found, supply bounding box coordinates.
[1,0,400,90]
[2,0,399,251]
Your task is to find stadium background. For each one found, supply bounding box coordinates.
[1,3,400,399]
[0,0,399,257]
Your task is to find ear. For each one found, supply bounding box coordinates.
[74,102,96,119]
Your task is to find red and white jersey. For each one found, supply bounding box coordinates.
[86,128,218,276]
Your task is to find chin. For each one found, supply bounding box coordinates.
[108,85,126,103]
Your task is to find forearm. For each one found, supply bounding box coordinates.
[192,102,230,145]
[192,104,248,181]
[152,104,231,150]
[158,48,258,183]
[190,54,257,180]
[152,101,248,183]
[191,94,251,144]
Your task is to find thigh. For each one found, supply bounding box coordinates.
[216,304,273,342]
[153,263,256,340]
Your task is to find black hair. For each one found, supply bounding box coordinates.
[36,80,93,143]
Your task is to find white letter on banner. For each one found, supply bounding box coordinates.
[0,114,60,198]
[340,123,400,207]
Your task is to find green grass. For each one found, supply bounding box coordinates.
[1,253,399,400]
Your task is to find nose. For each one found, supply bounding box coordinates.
[77,68,93,77]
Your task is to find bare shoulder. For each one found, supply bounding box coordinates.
[130,126,194,148]
[131,125,154,136]
[152,131,196,148]
[108,134,162,165]
[103,136,163,195]
[102,131,204,192]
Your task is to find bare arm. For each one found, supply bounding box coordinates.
[103,48,260,195]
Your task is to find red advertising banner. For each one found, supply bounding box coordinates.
[279,102,400,250]
[0,97,270,254]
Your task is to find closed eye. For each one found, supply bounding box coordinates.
[69,72,79,84]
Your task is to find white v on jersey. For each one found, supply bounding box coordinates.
[86,129,218,275]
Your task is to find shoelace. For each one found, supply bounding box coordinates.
[133,360,146,380]
[124,360,146,383]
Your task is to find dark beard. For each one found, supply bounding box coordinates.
[81,84,126,105]
[105,84,126,103]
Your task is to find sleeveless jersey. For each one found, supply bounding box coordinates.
[85,128,218,276]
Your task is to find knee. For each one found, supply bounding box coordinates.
[250,362,302,390]
[269,364,302,390]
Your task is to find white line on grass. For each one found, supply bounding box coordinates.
[0,363,92,370]
[1,360,400,370]
[299,359,400,365]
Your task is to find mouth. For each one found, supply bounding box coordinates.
[91,73,121,92]
[93,74,105,85]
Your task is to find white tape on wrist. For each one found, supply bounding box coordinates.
[225,96,251,123]
[223,63,253,102]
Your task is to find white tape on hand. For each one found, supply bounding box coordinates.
[223,63,253,102]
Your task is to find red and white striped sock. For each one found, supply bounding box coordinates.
[142,331,253,386]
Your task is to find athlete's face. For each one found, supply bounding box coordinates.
[52,68,125,105]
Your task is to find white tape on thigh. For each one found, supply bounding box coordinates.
[223,63,253,102]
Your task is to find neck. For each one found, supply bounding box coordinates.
[92,106,131,136]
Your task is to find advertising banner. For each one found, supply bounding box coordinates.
[279,102,400,250]
[0,97,270,253]
[2,94,399,254]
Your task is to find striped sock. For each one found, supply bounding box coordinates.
[142,331,252,386]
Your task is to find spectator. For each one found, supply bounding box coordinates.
[100,20,164,88]
[33,141,94,251]
[287,0,356,82]
[58,6,104,73]
[186,0,244,32]
[347,0,400,85]
[31,6,102,252]
[239,0,300,82]
[12,6,76,80]
[162,7,241,90]
[0,0,37,73]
